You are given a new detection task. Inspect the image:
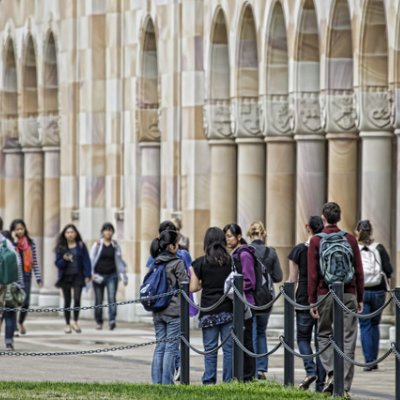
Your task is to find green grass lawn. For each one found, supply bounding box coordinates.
[0,381,336,399]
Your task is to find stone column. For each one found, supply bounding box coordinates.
[139,142,161,279]
[3,149,24,225]
[39,147,60,306]
[292,93,326,242]
[236,138,265,232]
[209,140,236,227]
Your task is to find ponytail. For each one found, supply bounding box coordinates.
[149,230,179,258]
[356,219,373,245]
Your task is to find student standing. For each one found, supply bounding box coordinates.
[10,219,42,335]
[55,224,91,334]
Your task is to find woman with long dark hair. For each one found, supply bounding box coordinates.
[190,227,233,384]
[55,224,91,333]
[9,219,42,335]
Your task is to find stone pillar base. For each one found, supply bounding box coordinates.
[38,289,60,307]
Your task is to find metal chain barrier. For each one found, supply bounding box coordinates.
[0,290,181,313]
[0,336,179,357]
[391,343,400,361]
[278,336,332,360]
[280,287,331,311]
[180,332,232,356]
[232,285,283,311]
[330,338,394,368]
[180,290,230,313]
[230,331,282,358]
[330,290,393,320]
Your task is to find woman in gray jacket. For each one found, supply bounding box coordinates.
[149,229,187,385]
[90,223,128,330]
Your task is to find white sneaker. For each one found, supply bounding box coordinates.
[174,368,180,382]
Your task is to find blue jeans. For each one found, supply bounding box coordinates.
[152,314,180,384]
[202,321,233,384]
[252,312,270,374]
[296,311,325,392]
[93,273,118,324]
[4,310,16,345]
[19,272,32,325]
[359,290,386,363]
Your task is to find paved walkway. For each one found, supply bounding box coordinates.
[0,314,395,399]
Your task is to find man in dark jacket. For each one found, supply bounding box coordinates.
[308,202,364,397]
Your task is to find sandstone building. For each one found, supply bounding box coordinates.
[0,0,399,320]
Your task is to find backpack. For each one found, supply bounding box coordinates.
[0,240,19,285]
[316,231,354,285]
[140,262,175,312]
[360,243,383,287]
[233,246,275,311]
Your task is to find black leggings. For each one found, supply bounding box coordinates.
[62,285,83,324]
[244,317,256,381]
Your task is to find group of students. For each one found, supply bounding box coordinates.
[0,219,129,349]
[149,203,392,398]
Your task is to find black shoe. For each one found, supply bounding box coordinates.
[364,364,378,371]
[323,374,334,394]
[299,375,317,390]
[257,372,267,380]
[174,368,180,382]
[6,344,14,351]
[109,322,116,331]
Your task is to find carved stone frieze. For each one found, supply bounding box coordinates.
[389,88,400,131]
[2,117,20,148]
[203,100,232,139]
[290,92,323,134]
[39,114,60,146]
[353,88,391,131]
[322,91,357,133]
[136,106,161,142]
[261,95,291,136]
[19,116,41,147]
[231,97,261,138]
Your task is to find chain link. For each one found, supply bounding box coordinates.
[230,331,282,358]
[279,336,331,359]
[390,290,400,309]
[180,290,230,313]
[280,288,331,311]
[391,343,400,361]
[0,290,180,313]
[232,285,282,311]
[180,332,232,356]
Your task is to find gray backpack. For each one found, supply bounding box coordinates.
[317,231,354,284]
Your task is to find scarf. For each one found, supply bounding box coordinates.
[17,237,33,273]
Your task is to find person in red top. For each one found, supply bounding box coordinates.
[308,202,364,398]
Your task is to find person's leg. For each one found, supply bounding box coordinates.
[314,320,326,392]
[296,311,317,377]
[220,321,233,383]
[243,316,255,381]
[73,284,83,322]
[202,325,219,384]
[343,294,358,392]
[18,273,32,327]
[317,296,334,378]
[252,313,269,376]
[369,291,386,362]
[105,274,118,326]
[62,286,72,325]
[151,315,167,384]
[359,291,373,363]
[4,311,16,348]
[161,316,180,384]
[93,281,105,326]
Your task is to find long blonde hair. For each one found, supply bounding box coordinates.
[247,221,267,241]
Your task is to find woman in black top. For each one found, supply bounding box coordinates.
[288,216,325,391]
[190,227,233,384]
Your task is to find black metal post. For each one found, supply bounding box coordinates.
[395,288,400,400]
[233,274,244,381]
[283,281,295,386]
[180,281,190,385]
[333,282,344,397]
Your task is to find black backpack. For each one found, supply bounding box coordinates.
[233,246,275,313]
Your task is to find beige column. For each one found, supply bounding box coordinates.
[396,130,400,287]
[38,148,60,306]
[139,142,161,279]
[3,149,24,225]
[327,133,358,233]
[209,140,236,227]
[236,138,265,232]
[295,136,326,242]
[265,137,295,278]
[360,132,393,250]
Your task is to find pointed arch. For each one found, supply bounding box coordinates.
[43,32,58,115]
[359,0,388,87]
[22,34,38,117]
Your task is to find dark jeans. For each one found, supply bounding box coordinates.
[296,310,325,391]
[359,290,386,363]
[61,277,83,324]
[252,312,270,374]
[93,273,118,324]
[4,310,16,345]
[19,272,32,325]
[243,317,255,381]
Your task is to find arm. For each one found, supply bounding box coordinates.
[31,241,42,284]
[349,236,364,305]
[189,266,201,292]
[81,243,93,279]
[307,237,319,306]
[175,260,188,286]
[269,249,283,283]
[288,260,299,284]
[114,242,128,284]
[240,251,256,294]
[90,241,100,267]
[377,244,393,278]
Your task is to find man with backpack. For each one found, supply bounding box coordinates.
[308,202,364,398]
